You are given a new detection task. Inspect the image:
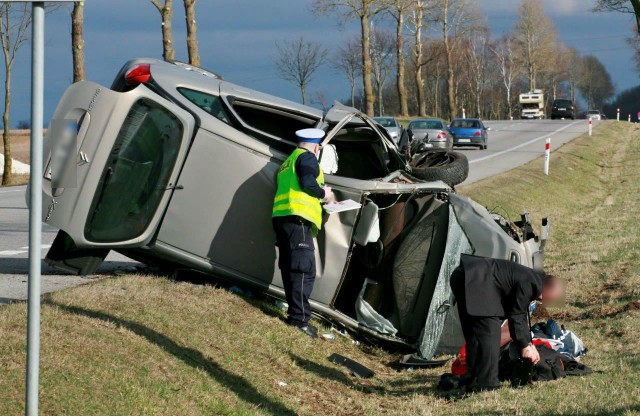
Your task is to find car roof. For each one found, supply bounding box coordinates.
[451,118,481,122]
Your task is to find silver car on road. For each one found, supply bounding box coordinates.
[39,58,549,358]
[372,116,403,144]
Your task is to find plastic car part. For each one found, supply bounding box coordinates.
[328,353,375,378]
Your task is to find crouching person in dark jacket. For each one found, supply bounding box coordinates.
[450,254,564,391]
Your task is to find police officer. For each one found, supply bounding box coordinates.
[272,128,333,338]
[450,254,564,391]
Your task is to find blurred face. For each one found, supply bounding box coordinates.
[540,278,565,306]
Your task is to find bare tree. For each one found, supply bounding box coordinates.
[331,36,362,107]
[465,24,490,118]
[313,0,390,116]
[72,1,85,82]
[490,34,520,119]
[183,0,200,66]
[407,0,428,116]
[513,0,557,91]
[389,0,412,116]
[311,90,330,112]
[431,0,478,119]
[150,0,175,62]
[594,0,640,33]
[274,36,328,105]
[0,4,30,185]
[578,55,615,109]
[370,28,395,116]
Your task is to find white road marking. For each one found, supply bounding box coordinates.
[0,189,25,195]
[0,244,52,256]
[469,121,582,165]
[0,250,27,256]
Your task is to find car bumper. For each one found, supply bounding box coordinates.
[425,141,449,149]
[453,137,483,146]
[552,111,574,118]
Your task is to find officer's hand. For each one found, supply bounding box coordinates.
[521,344,540,365]
[323,186,334,201]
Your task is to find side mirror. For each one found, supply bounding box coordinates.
[407,129,414,141]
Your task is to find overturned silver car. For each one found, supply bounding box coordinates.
[40,59,550,358]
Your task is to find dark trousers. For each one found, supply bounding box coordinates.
[450,266,502,390]
[272,216,316,325]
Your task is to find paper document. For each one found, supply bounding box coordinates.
[324,199,362,214]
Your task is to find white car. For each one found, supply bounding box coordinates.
[587,110,601,120]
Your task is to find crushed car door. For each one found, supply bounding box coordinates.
[42,81,196,248]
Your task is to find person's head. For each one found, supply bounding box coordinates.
[538,273,565,305]
[296,128,325,158]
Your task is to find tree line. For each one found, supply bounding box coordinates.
[274,0,616,121]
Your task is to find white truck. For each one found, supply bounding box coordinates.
[519,90,545,119]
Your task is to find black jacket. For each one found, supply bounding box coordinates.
[458,254,544,348]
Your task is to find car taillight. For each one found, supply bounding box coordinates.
[436,132,447,140]
[125,64,151,85]
[474,131,482,136]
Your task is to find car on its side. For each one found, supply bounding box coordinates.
[38,58,550,359]
[551,99,575,120]
[372,116,403,144]
[403,118,453,151]
[586,110,601,121]
[448,118,490,150]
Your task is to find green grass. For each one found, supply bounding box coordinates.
[1,121,640,415]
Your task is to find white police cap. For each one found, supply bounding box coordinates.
[295,128,325,143]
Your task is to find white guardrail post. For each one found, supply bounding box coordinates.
[588,119,593,137]
[544,138,551,175]
[617,108,620,121]
[462,107,466,119]
[629,114,632,123]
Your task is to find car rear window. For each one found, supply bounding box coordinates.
[85,99,184,242]
[450,120,479,128]
[554,100,572,107]
[409,120,442,130]
[374,118,395,127]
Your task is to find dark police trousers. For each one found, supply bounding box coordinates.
[272,216,316,325]
[450,265,502,390]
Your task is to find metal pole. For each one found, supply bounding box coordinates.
[26,3,44,415]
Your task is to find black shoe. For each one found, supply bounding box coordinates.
[287,320,318,339]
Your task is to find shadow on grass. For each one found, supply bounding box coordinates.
[48,301,296,416]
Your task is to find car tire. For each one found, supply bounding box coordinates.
[482,140,488,150]
[409,150,469,186]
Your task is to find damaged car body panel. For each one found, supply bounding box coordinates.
[41,58,550,358]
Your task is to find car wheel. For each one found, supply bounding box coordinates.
[482,140,488,150]
[409,150,469,187]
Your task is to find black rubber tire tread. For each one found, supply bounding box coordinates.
[409,150,469,186]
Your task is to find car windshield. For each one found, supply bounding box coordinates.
[450,120,480,128]
[374,118,396,127]
[409,120,442,130]
[554,100,572,107]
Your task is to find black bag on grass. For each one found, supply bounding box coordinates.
[499,344,566,387]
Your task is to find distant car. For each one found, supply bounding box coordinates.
[449,118,490,150]
[586,110,601,121]
[403,118,453,151]
[551,99,575,120]
[372,116,403,144]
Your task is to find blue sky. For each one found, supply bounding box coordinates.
[4,0,638,126]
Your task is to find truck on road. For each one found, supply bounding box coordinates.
[519,90,545,120]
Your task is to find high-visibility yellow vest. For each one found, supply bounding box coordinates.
[272,148,325,235]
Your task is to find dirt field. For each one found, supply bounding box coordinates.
[0,130,31,164]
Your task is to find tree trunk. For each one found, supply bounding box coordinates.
[2,66,11,185]
[300,82,306,105]
[72,1,85,82]
[396,13,408,117]
[377,81,383,116]
[350,78,356,108]
[159,0,175,62]
[361,15,375,117]
[444,46,456,119]
[184,0,200,66]
[414,3,426,117]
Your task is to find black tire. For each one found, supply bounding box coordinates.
[409,150,469,186]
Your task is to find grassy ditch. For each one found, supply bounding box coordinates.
[1,122,639,415]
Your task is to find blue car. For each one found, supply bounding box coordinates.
[449,118,489,150]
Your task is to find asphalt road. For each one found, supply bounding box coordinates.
[0,118,594,304]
